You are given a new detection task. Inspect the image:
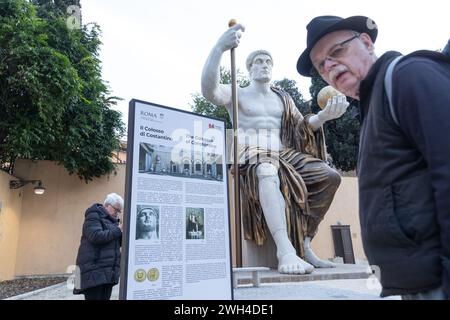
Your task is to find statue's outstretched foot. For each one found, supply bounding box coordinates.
[278,253,314,274]
[304,249,337,268]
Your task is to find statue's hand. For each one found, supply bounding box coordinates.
[216,23,245,51]
[317,94,349,122]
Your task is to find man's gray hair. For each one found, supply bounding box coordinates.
[104,193,124,209]
[246,50,273,71]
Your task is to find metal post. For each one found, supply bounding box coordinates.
[228,19,242,267]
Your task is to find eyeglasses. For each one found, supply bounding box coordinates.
[112,205,122,214]
[313,33,360,74]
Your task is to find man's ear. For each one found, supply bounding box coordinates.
[359,33,375,51]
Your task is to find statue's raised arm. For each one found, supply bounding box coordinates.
[201,24,245,108]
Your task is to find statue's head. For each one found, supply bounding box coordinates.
[246,50,273,83]
[137,207,158,232]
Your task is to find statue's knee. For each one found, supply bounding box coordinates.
[327,169,341,188]
[256,163,278,178]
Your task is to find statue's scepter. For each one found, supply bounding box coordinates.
[228,19,242,267]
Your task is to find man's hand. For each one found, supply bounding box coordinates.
[317,95,349,122]
[216,23,245,52]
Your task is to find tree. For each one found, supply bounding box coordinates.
[273,78,310,115]
[32,0,81,18]
[0,0,125,181]
[309,70,360,172]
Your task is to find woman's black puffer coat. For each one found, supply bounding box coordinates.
[73,203,122,294]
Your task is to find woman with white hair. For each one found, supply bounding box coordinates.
[73,193,124,300]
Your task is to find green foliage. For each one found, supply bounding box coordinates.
[31,0,81,18]
[274,78,309,115]
[309,70,360,172]
[191,93,232,129]
[0,0,125,181]
[309,70,329,114]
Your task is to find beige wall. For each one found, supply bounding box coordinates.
[0,170,23,281]
[311,177,365,262]
[13,160,126,276]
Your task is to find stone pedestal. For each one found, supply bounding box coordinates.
[241,234,278,269]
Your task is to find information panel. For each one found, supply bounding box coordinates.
[120,99,233,300]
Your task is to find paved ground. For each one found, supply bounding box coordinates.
[235,263,372,286]
[235,279,400,300]
[6,278,399,300]
[5,264,400,300]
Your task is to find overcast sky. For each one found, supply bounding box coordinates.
[81,0,449,126]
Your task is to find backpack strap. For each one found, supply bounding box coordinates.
[384,55,403,126]
[384,50,450,127]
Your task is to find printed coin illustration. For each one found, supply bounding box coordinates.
[147,268,160,281]
[134,269,147,282]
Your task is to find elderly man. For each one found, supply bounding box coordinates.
[201,24,348,274]
[297,15,450,299]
